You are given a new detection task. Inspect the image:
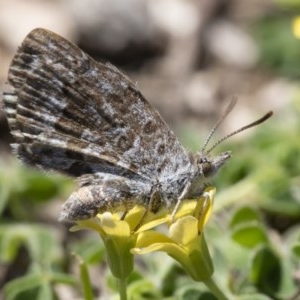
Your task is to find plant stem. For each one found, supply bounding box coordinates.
[118,277,128,300]
[78,256,94,300]
[203,277,231,300]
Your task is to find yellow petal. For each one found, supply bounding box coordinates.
[121,206,146,231]
[169,216,198,245]
[137,214,170,232]
[136,230,174,248]
[70,219,106,236]
[101,212,131,237]
[133,240,187,259]
[194,187,215,230]
[173,199,198,219]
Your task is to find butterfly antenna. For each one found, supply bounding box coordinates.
[206,111,273,154]
[201,96,238,153]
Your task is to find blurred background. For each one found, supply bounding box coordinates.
[1,0,298,137]
[0,0,300,299]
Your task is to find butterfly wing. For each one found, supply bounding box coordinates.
[4,28,191,182]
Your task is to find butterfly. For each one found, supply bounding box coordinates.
[3,28,272,222]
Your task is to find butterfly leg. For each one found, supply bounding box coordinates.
[133,188,161,231]
[171,181,192,222]
[120,210,128,220]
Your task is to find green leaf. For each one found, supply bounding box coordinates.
[230,207,261,229]
[71,237,105,265]
[175,283,217,300]
[292,242,300,258]
[231,224,268,248]
[36,283,53,300]
[127,279,161,300]
[4,273,44,300]
[0,224,62,265]
[249,247,281,295]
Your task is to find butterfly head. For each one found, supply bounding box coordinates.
[195,151,231,180]
[185,151,230,199]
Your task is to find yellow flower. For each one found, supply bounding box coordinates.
[69,187,229,299]
[70,187,215,282]
[292,16,300,39]
[132,187,216,281]
[69,204,174,279]
[71,211,138,279]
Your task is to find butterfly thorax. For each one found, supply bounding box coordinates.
[156,151,231,209]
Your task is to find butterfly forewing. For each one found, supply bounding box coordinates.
[4,28,191,183]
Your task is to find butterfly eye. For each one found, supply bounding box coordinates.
[202,161,212,177]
